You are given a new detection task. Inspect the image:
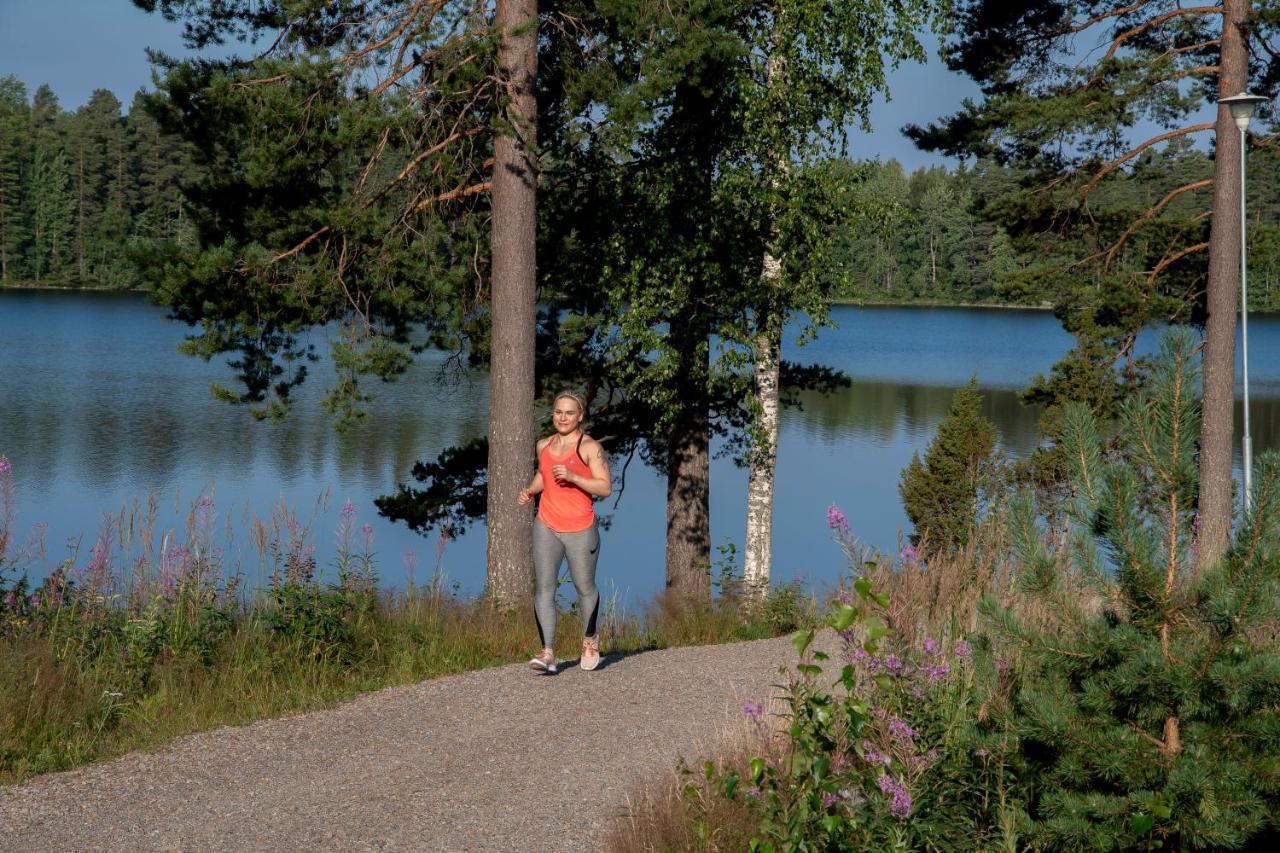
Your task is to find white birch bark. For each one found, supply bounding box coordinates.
[744,258,781,598]
[743,43,787,601]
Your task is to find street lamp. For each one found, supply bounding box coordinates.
[1217,92,1270,513]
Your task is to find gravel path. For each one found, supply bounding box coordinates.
[0,635,806,852]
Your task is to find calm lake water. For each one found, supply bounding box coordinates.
[2,291,1278,606]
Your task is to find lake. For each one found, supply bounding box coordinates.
[2,291,1277,607]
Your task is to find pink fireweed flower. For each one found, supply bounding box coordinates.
[0,456,11,476]
[888,717,916,742]
[743,699,765,719]
[954,641,972,661]
[876,774,912,820]
[826,504,849,532]
[922,662,951,682]
[340,500,357,518]
[898,544,918,562]
[922,637,940,655]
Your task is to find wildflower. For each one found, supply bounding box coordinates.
[743,699,765,719]
[2,591,15,609]
[996,658,1010,675]
[954,641,972,661]
[823,792,840,808]
[922,636,940,655]
[746,786,761,798]
[908,686,923,699]
[883,654,904,674]
[888,717,916,742]
[860,741,890,767]
[852,647,870,664]
[826,504,849,532]
[898,544,918,562]
[198,496,214,509]
[876,773,912,820]
[0,456,10,476]
[922,662,951,682]
[340,500,357,517]
[360,523,374,537]
[975,748,989,758]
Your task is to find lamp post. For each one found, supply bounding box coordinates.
[1217,92,1269,513]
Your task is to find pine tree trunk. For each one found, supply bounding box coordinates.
[1198,0,1249,567]
[486,0,538,606]
[744,303,781,597]
[666,318,711,600]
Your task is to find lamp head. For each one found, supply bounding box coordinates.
[1218,92,1271,132]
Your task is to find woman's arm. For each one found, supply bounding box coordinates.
[552,438,611,498]
[518,439,550,505]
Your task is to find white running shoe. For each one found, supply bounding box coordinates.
[530,648,558,674]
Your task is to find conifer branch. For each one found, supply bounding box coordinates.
[1102,6,1225,64]
[1079,123,1214,202]
[1071,179,1212,272]
[1065,0,1159,35]
[1145,240,1210,285]
[269,226,332,264]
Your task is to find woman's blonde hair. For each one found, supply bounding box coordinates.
[553,389,589,417]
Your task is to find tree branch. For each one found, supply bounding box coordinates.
[1103,6,1225,64]
[1079,123,1214,201]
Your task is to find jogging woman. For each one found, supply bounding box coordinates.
[517,391,611,674]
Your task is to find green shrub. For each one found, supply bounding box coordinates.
[983,328,1280,849]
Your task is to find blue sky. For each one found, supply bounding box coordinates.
[0,0,975,171]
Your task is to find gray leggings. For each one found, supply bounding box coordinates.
[533,517,600,648]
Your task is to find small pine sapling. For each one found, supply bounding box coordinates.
[982,328,1280,849]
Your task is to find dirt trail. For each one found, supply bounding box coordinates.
[0,635,804,852]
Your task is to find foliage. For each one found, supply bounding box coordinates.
[0,78,191,288]
[899,377,1004,554]
[982,328,1280,849]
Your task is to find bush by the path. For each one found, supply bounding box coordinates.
[616,330,1280,851]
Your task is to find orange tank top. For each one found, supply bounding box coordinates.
[537,436,595,533]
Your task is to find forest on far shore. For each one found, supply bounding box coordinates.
[3,76,1280,311]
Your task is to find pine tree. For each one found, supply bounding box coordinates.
[983,328,1280,848]
[0,76,29,283]
[899,377,1000,553]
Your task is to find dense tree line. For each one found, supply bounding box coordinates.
[830,151,1280,312]
[0,77,190,288]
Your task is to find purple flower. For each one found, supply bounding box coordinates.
[0,456,11,476]
[746,786,761,798]
[340,500,357,518]
[822,792,840,808]
[360,523,374,537]
[922,662,951,683]
[898,544,918,562]
[922,637,940,655]
[954,642,972,661]
[996,658,1010,675]
[852,647,870,664]
[198,496,214,509]
[29,593,41,608]
[860,741,890,767]
[883,654,904,674]
[827,504,849,532]
[876,774,912,820]
[888,717,916,742]
[2,591,16,608]
[743,699,765,720]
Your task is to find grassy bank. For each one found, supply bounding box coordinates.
[0,572,810,785]
[0,458,811,785]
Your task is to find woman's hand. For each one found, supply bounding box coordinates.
[550,464,574,485]
[517,488,534,505]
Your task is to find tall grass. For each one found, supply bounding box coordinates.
[0,458,812,785]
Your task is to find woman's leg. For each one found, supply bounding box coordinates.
[562,522,601,638]
[532,518,565,649]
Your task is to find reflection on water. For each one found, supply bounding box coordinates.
[2,293,1280,602]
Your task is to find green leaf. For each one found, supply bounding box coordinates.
[792,628,815,658]
[798,663,823,678]
[1130,813,1154,837]
[854,577,873,600]
[865,616,889,642]
[831,603,857,632]
[750,757,765,783]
